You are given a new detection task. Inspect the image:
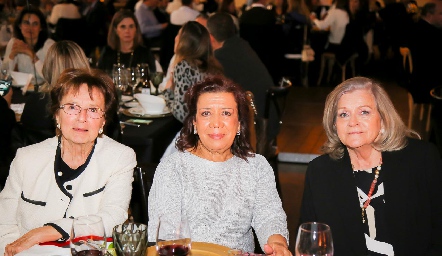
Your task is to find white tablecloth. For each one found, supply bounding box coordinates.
[15,245,70,256]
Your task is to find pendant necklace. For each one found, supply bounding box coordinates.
[117,51,134,67]
[352,157,382,223]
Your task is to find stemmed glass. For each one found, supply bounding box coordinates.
[70,215,106,256]
[155,214,191,256]
[150,72,164,96]
[295,222,333,256]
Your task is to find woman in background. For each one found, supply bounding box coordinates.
[2,7,55,85]
[163,21,222,123]
[97,9,157,73]
[17,40,91,147]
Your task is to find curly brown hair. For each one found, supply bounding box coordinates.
[176,75,254,160]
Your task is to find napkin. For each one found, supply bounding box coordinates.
[15,245,70,256]
[10,103,25,114]
[21,73,34,95]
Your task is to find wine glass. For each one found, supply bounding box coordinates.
[156,214,191,256]
[136,63,150,94]
[295,222,333,256]
[70,215,106,256]
[150,72,164,96]
[127,67,140,96]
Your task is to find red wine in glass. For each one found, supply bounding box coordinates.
[158,244,190,256]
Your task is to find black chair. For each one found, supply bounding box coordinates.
[130,163,157,225]
[262,81,292,198]
[52,18,93,56]
[159,24,181,72]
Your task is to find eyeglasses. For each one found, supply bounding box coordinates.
[59,103,105,119]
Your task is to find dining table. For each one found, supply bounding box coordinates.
[14,241,231,256]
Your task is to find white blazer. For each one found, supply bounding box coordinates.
[0,135,137,254]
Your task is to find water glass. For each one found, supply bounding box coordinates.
[156,214,191,256]
[112,223,148,256]
[70,215,106,256]
[295,222,333,256]
[150,72,164,96]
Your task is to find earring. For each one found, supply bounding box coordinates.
[380,128,385,134]
[193,127,197,135]
[236,131,240,136]
[99,128,103,134]
[57,123,60,129]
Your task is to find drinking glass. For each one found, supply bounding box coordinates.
[295,222,333,256]
[136,63,150,94]
[70,215,106,256]
[112,223,148,256]
[150,72,164,96]
[155,214,191,256]
[113,63,128,103]
[127,67,140,96]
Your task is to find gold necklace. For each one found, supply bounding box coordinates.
[117,51,134,67]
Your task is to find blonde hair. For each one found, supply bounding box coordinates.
[322,77,420,159]
[41,40,90,92]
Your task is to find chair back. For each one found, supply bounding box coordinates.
[245,91,257,152]
[53,18,93,56]
[159,24,182,72]
[131,163,157,225]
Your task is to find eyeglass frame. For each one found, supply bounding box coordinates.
[59,103,106,119]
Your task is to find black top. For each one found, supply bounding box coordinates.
[97,45,157,73]
[300,138,442,255]
[21,92,55,131]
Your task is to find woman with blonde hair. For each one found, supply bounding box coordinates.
[300,76,442,255]
[97,9,157,73]
[18,40,91,147]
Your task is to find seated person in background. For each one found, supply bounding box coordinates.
[1,7,55,85]
[47,0,81,26]
[154,0,170,23]
[97,9,157,74]
[81,0,109,55]
[0,68,137,255]
[0,89,16,190]
[169,0,200,25]
[135,0,168,48]
[403,0,442,104]
[310,0,348,55]
[162,21,222,123]
[207,12,272,122]
[300,77,442,255]
[148,75,291,255]
[17,41,92,149]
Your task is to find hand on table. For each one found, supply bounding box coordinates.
[264,234,292,256]
[4,226,62,256]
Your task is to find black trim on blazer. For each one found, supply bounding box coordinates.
[44,223,70,241]
[21,192,46,206]
[83,185,105,197]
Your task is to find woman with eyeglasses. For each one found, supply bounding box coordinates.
[0,68,136,256]
[1,7,55,85]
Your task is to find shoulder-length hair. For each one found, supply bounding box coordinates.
[176,75,254,160]
[13,7,49,52]
[41,40,90,92]
[174,21,222,74]
[50,68,117,131]
[322,76,420,160]
[107,9,144,51]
